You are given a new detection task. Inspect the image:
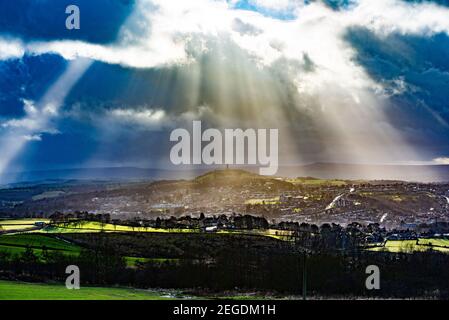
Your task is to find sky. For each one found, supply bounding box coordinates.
[1,0,449,180]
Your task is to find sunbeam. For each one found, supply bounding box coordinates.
[0,58,92,183]
[1,0,449,180]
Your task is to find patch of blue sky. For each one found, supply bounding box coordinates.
[0,0,134,44]
[228,0,356,20]
[229,0,299,20]
[0,54,67,118]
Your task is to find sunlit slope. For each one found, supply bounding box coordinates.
[0,281,177,300]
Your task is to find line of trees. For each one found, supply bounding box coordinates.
[1,237,449,298]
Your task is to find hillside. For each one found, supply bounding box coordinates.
[277,163,447,182]
[193,169,294,189]
[3,163,449,185]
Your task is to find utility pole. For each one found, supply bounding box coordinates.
[302,251,307,300]
[295,231,308,300]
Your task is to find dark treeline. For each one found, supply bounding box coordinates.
[44,211,449,248]
[6,200,449,240]
[1,233,449,298]
[2,212,449,298]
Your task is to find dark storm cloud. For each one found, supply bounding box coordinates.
[402,0,449,7]
[320,0,356,10]
[345,27,449,156]
[3,0,449,174]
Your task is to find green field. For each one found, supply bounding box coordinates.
[0,220,295,270]
[368,239,449,253]
[0,234,165,267]
[34,221,293,241]
[0,219,50,225]
[3,220,447,253]
[286,178,348,186]
[0,244,80,258]
[0,219,50,232]
[0,234,79,251]
[417,238,449,248]
[0,280,272,300]
[38,221,198,234]
[0,234,81,261]
[2,219,293,241]
[0,280,181,300]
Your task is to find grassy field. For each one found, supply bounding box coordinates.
[286,178,348,186]
[0,244,78,257]
[368,239,449,253]
[0,219,49,232]
[37,221,198,234]
[0,225,36,231]
[0,219,50,225]
[0,234,79,251]
[3,220,448,252]
[0,234,81,260]
[245,197,280,205]
[0,219,295,270]
[0,234,162,267]
[29,221,293,241]
[0,280,273,300]
[417,238,449,247]
[0,280,180,300]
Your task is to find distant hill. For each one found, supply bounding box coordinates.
[2,162,449,185]
[194,169,262,184]
[193,169,294,189]
[1,167,210,185]
[277,163,448,182]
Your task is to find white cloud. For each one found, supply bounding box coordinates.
[2,100,44,131]
[22,134,42,142]
[1,0,448,84]
[0,0,445,99]
[347,0,449,36]
[1,0,449,172]
[433,157,449,165]
[0,37,24,60]
[109,108,167,127]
